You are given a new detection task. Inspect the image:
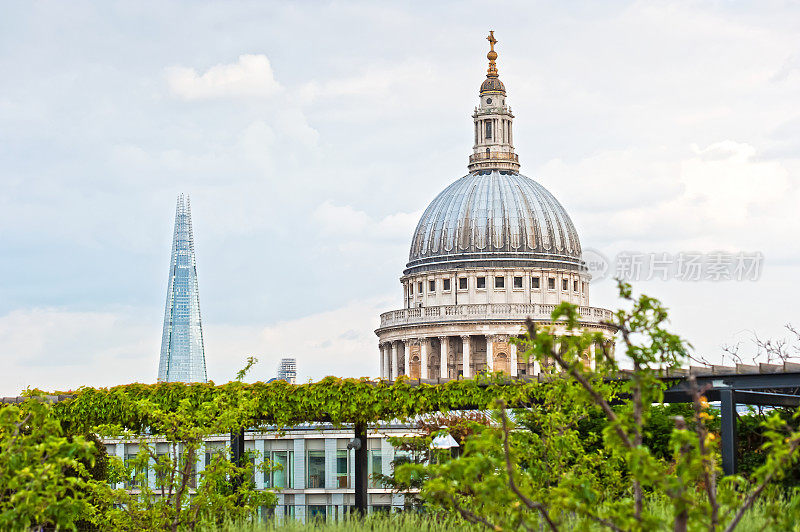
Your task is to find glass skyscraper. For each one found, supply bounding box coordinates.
[157,194,208,383]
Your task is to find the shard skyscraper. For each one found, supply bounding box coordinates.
[157,194,208,383]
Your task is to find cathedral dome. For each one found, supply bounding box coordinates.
[405,170,584,275]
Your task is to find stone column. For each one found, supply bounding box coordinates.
[391,342,399,380]
[421,338,429,380]
[510,341,518,377]
[383,344,391,379]
[401,340,409,376]
[379,343,385,379]
[486,335,494,372]
[461,335,471,378]
[438,336,448,380]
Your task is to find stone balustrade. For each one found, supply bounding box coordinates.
[378,303,612,329]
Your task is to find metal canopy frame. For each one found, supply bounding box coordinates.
[661,370,800,476]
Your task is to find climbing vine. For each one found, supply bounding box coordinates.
[36,374,553,435]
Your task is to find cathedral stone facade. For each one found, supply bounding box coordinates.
[376,32,615,380]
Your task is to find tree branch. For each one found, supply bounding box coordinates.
[448,495,506,530]
[723,434,800,532]
[498,404,559,532]
[526,319,635,450]
[687,377,719,531]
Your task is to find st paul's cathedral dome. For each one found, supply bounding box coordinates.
[376,31,614,382]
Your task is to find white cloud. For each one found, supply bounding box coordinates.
[203,296,394,384]
[4,1,800,394]
[0,297,395,395]
[540,141,800,253]
[166,54,281,100]
[297,61,435,104]
[0,308,158,395]
[311,200,420,241]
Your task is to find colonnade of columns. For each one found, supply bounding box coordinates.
[378,334,528,380]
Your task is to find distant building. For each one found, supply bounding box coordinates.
[376,32,615,379]
[157,194,208,383]
[277,358,297,384]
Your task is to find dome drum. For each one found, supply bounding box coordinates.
[405,254,586,276]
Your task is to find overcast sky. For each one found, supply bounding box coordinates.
[1,1,799,394]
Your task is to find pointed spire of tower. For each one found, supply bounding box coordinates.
[486,30,499,78]
[469,31,520,173]
[157,194,208,383]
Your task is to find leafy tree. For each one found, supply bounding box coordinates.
[395,281,800,531]
[88,359,277,531]
[0,395,97,530]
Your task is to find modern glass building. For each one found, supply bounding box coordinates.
[157,194,208,383]
[103,423,413,521]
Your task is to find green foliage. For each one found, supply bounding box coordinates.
[0,395,97,530]
[48,374,543,435]
[93,445,274,531]
[87,374,278,531]
[5,281,800,530]
[393,281,800,531]
[206,511,475,531]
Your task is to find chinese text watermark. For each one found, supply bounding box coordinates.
[582,250,764,282]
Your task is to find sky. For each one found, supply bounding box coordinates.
[1,1,799,394]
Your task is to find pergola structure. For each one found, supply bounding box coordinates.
[4,363,800,515]
[660,363,800,475]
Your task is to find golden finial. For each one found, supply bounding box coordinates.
[486,30,499,78]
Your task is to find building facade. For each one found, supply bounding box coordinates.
[376,32,615,379]
[277,358,297,384]
[157,194,208,383]
[103,424,413,522]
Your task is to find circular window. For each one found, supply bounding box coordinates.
[486,98,492,104]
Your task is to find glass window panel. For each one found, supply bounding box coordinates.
[369,450,383,488]
[268,451,293,488]
[307,450,325,488]
[336,450,349,488]
[124,453,147,488]
[308,505,327,519]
